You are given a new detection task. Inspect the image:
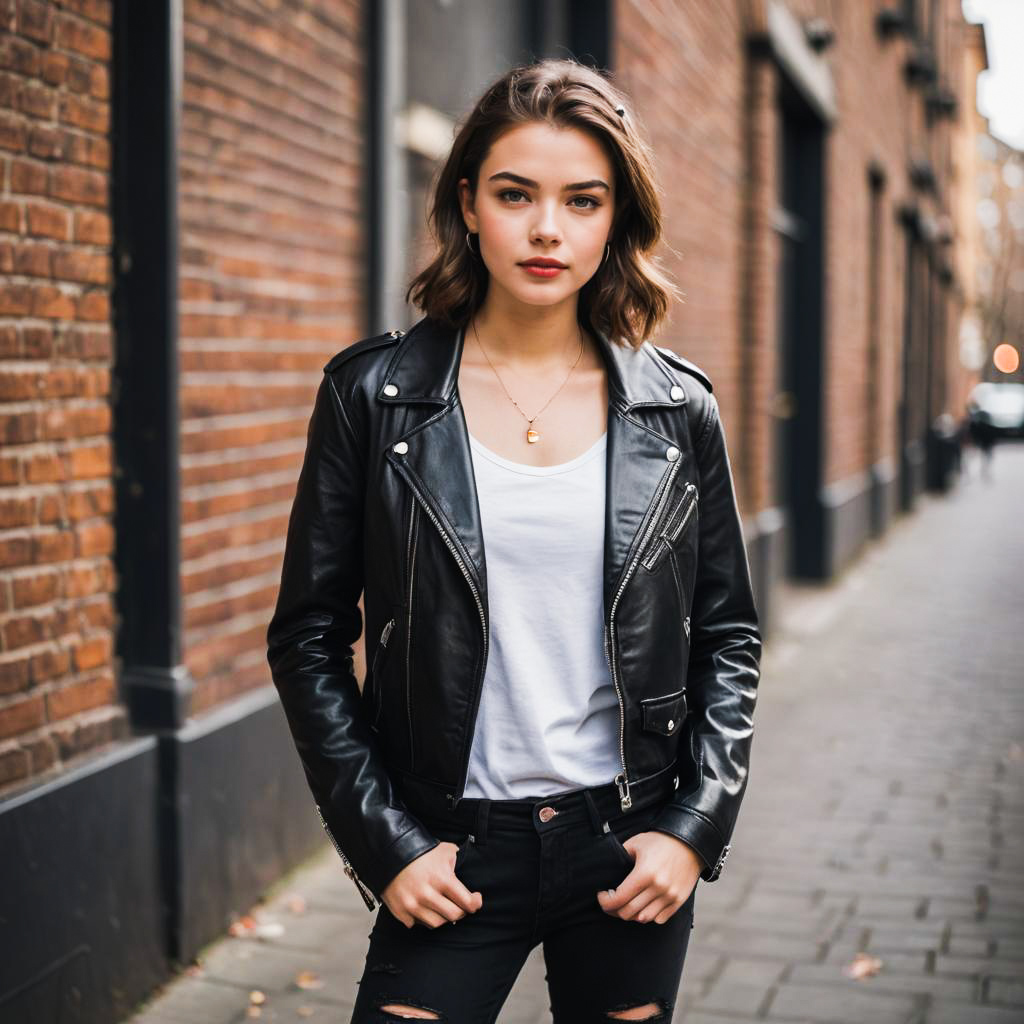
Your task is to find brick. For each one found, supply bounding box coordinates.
[17,0,54,45]
[10,157,48,195]
[75,289,108,320]
[29,646,70,685]
[75,520,112,556]
[24,731,57,774]
[58,93,108,133]
[39,50,68,86]
[17,79,55,119]
[73,208,109,244]
[49,165,106,206]
[12,571,60,608]
[60,0,111,29]
[0,694,45,739]
[51,247,107,284]
[0,743,29,787]
[0,494,34,526]
[13,240,50,276]
[32,284,76,319]
[45,672,114,719]
[0,111,26,153]
[26,200,71,239]
[0,200,20,231]
[0,34,40,76]
[0,656,31,696]
[27,123,68,161]
[55,13,110,60]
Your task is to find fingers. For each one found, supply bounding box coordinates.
[441,870,483,916]
[389,840,483,929]
[597,865,692,923]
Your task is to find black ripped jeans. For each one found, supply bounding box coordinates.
[350,776,697,1022]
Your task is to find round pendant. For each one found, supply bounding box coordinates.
[526,428,541,444]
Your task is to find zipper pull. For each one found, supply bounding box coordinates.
[684,615,691,640]
[380,617,395,646]
[614,771,632,811]
[315,804,378,911]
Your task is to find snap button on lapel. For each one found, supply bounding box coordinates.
[382,383,399,397]
[667,719,675,731]
[670,384,684,401]
[666,445,680,461]
[392,441,409,455]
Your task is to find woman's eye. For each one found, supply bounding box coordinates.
[497,190,599,209]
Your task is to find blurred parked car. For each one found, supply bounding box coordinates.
[966,382,1024,438]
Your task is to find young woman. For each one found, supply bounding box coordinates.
[267,58,761,1023]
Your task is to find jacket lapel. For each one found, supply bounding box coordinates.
[379,316,689,618]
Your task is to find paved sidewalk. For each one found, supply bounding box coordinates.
[126,445,1024,1024]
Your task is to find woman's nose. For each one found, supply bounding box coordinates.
[530,201,562,244]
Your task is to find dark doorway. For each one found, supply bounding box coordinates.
[773,74,827,578]
[898,210,927,509]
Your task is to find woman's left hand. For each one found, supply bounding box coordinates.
[597,832,703,924]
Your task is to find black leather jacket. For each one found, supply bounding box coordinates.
[266,315,761,911]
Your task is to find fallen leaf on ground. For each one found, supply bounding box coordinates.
[249,989,267,1005]
[297,1007,316,1018]
[253,921,285,939]
[843,952,883,979]
[286,894,308,914]
[295,970,325,990]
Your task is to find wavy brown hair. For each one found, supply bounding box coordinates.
[405,58,680,349]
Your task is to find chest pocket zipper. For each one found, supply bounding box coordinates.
[640,483,698,574]
[370,617,396,732]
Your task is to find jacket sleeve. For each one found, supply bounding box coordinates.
[266,369,439,907]
[650,391,762,881]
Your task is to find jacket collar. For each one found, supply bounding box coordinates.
[381,315,692,618]
[378,315,687,411]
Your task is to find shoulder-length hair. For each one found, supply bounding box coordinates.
[405,58,680,350]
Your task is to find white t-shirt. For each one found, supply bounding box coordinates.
[462,428,621,799]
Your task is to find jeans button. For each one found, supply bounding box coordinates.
[538,806,558,822]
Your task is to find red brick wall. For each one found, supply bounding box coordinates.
[0,0,122,793]
[178,0,368,715]
[614,0,967,508]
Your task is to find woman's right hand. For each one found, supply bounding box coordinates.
[380,841,483,928]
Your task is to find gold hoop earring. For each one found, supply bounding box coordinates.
[466,232,479,256]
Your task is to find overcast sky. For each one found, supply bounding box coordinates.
[962,0,1024,151]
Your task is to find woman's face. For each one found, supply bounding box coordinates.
[458,121,616,313]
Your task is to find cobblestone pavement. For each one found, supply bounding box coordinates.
[125,444,1024,1024]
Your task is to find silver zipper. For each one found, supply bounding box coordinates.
[315,804,378,911]
[392,463,488,808]
[405,500,419,766]
[640,483,697,572]
[667,487,698,543]
[371,617,396,731]
[604,456,685,810]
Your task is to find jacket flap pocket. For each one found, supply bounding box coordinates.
[640,688,687,736]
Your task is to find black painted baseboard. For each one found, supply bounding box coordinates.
[0,686,324,1024]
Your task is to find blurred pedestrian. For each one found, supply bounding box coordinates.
[967,412,997,481]
[267,57,761,1022]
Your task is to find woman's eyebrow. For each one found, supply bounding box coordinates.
[488,171,610,192]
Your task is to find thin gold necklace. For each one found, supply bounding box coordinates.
[470,318,585,444]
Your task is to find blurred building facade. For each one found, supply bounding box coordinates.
[0,1,988,1020]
